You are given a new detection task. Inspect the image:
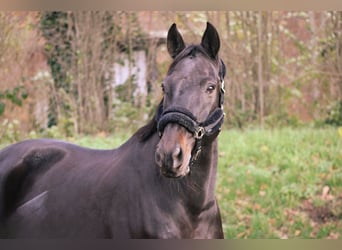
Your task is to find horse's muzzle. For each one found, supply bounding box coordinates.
[155,145,189,178]
[155,124,194,178]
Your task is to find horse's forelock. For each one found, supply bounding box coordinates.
[167,45,220,75]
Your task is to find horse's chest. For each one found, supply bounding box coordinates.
[138,205,217,239]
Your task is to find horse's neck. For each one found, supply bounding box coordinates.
[192,139,218,202]
[176,138,219,212]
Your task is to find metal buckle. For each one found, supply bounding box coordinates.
[194,127,205,139]
[192,145,202,163]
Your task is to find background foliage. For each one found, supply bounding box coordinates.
[0,11,341,139]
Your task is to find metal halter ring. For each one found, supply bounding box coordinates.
[194,127,205,139]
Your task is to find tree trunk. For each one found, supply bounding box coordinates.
[257,11,264,126]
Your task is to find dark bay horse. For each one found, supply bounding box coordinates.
[0,22,226,238]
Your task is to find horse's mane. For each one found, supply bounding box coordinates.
[133,44,223,143]
[133,100,162,142]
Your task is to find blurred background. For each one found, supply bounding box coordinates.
[0,11,341,238]
[0,11,341,139]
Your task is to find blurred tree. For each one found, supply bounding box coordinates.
[0,13,30,118]
[41,11,121,133]
[40,11,152,134]
[320,11,342,125]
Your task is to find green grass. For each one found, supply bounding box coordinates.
[71,132,130,149]
[217,127,342,238]
[0,127,341,238]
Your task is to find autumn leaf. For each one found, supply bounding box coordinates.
[338,127,342,137]
[260,145,269,152]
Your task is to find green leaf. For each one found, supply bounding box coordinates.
[0,102,5,116]
[21,91,28,99]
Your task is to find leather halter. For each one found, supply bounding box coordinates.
[156,60,226,166]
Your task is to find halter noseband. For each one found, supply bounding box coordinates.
[156,60,226,166]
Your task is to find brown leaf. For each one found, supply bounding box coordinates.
[327,232,340,239]
[294,230,301,236]
[321,186,330,200]
[259,190,266,196]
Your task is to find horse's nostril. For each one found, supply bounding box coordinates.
[172,146,183,170]
[172,146,182,161]
[155,144,184,172]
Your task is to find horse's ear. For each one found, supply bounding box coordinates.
[201,22,220,60]
[167,23,186,59]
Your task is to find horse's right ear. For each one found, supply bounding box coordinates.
[167,23,186,59]
[201,22,220,60]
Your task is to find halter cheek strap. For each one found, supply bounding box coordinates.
[219,80,225,108]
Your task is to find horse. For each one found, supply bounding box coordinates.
[0,22,226,238]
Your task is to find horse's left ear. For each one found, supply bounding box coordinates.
[201,22,220,60]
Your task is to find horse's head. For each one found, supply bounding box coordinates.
[155,22,226,178]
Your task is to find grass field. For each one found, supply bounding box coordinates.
[1,127,341,238]
[217,128,342,239]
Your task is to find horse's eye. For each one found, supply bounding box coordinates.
[206,84,216,93]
